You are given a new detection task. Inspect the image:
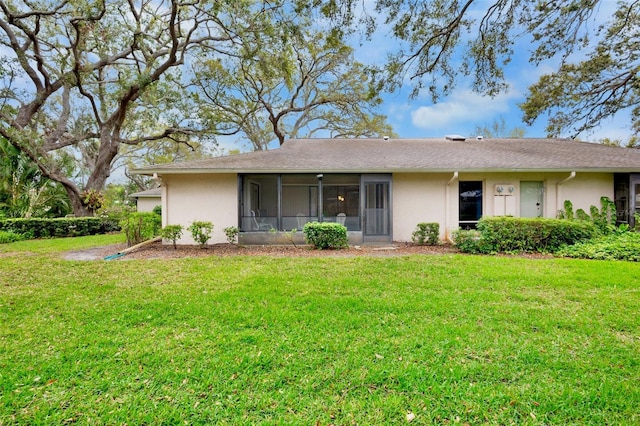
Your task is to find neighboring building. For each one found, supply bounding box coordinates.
[129,187,162,213]
[132,137,640,246]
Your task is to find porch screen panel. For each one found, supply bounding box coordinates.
[241,175,277,231]
[282,174,318,230]
[323,174,360,230]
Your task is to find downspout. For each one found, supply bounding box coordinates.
[556,171,576,216]
[445,171,459,242]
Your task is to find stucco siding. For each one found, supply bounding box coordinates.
[392,172,615,243]
[393,173,449,241]
[162,173,237,245]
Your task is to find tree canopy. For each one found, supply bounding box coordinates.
[193,13,395,150]
[331,0,638,138]
[2,0,638,217]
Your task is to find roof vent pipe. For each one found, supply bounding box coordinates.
[476,135,483,141]
[383,135,389,141]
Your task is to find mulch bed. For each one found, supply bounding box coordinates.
[70,241,460,261]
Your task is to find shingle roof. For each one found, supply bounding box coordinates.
[129,187,162,198]
[132,137,640,175]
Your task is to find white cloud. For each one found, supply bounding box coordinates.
[410,89,520,131]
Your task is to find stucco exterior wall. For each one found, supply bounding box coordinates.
[392,172,614,242]
[162,173,237,245]
[160,171,613,245]
[135,197,161,213]
[392,173,449,242]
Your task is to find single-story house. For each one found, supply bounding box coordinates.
[129,187,162,212]
[132,137,640,246]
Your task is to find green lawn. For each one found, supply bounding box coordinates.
[1,235,639,424]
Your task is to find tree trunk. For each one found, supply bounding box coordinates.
[62,184,92,217]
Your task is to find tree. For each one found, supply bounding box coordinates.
[521,2,640,137]
[325,0,638,138]
[0,137,70,218]
[473,117,525,139]
[0,0,250,216]
[193,18,395,150]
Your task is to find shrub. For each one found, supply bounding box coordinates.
[303,222,348,249]
[477,216,599,253]
[558,232,640,261]
[161,224,183,249]
[453,217,599,254]
[119,212,162,246]
[188,221,213,248]
[451,229,484,254]
[0,217,118,239]
[0,231,25,244]
[152,205,162,216]
[411,222,440,245]
[223,226,239,245]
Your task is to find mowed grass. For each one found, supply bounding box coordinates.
[1,236,639,425]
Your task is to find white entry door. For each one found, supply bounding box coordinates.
[520,181,544,217]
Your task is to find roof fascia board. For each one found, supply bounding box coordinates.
[132,167,639,176]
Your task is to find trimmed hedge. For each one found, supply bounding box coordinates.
[0,217,120,239]
[120,212,162,246]
[453,216,600,254]
[303,222,348,249]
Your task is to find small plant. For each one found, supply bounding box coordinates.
[81,189,105,214]
[152,205,162,216]
[161,224,183,249]
[411,222,440,245]
[0,230,25,244]
[283,228,298,248]
[558,197,619,234]
[188,221,213,248]
[223,226,239,245]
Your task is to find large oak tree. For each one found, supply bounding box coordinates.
[193,17,395,151]
[0,0,266,216]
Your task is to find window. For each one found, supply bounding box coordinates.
[459,181,483,229]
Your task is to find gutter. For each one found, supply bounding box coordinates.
[556,171,576,216]
[445,171,459,242]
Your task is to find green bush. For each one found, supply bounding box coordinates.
[453,217,599,254]
[478,216,599,253]
[0,217,119,239]
[188,221,213,248]
[161,224,183,249]
[223,226,239,245]
[0,231,25,244]
[303,222,348,249]
[411,222,440,245]
[119,212,162,246]
[558,232,640,261]
[451,229,485,254]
